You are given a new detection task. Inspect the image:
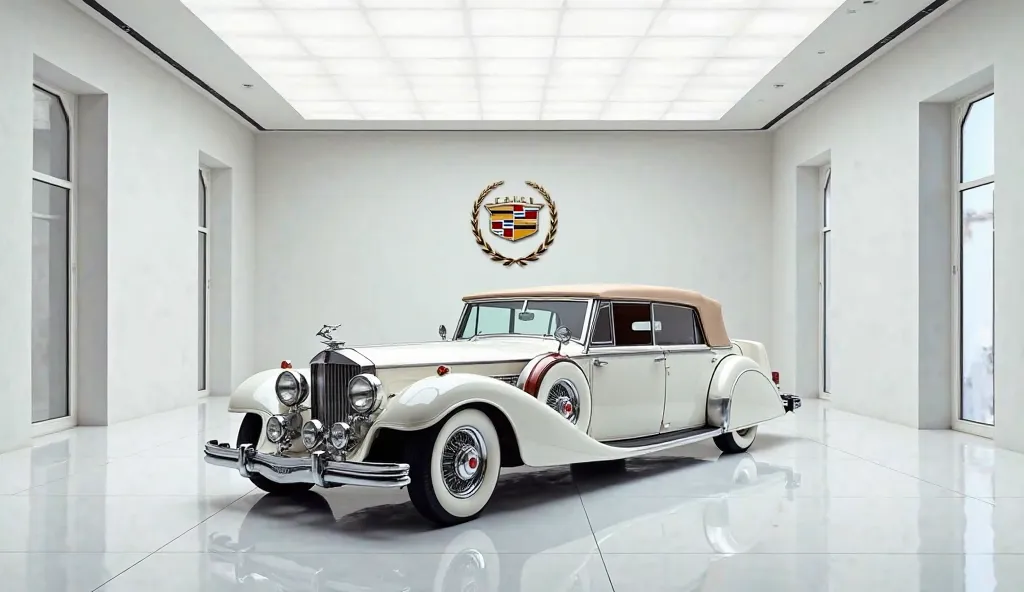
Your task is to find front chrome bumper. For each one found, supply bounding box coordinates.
[203,440,410,488]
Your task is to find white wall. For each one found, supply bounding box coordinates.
[255,132,773,368]
[0,0,257,451]
[772,0,1024,452]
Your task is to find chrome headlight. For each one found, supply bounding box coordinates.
[301,420,324,450]
[275,370,309,407]
[347,374,382,414]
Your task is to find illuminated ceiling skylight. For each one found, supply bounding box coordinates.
[180,0,844,121]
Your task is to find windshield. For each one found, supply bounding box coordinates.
[457,299,589,342]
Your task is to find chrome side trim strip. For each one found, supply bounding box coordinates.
[204,440,410,488]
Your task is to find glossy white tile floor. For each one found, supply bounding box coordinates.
[3,397,1024,591]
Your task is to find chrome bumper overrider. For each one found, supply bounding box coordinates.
[203,440,411,488]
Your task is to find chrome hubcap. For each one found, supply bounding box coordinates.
[546,379,580,425]
[441,426,487,499]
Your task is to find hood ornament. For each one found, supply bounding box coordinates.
[316,324,344,351]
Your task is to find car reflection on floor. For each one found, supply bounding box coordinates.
[205,452,801,591]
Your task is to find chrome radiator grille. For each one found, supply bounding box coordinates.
[311,362,361,427]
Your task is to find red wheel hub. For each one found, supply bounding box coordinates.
[563,401,573,414]
[468,457,478,470]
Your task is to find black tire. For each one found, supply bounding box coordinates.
[237,413,314,496]
[713,426,758,454]
[405,408,502,527]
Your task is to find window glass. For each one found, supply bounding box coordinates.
[961,94,994,183]
[611,302,652,347]
[198,171,208,228]
[458,299,588,340]
[823,171,831,228]
[31,180,70,422]
[590,303,613,344]
[475,305,513,336]
[32,87,70,181]
[652,304,704,346]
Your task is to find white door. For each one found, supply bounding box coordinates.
[586,301,665,441]
[655,304,717,432]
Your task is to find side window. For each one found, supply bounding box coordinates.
[611,303,653,347]
[652,304,705,346]
[590,302,613,345]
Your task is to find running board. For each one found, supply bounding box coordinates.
[601,426,723,449]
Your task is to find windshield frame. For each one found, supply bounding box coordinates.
[455,297,593,344]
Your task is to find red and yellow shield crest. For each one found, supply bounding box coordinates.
[484,202,545,242]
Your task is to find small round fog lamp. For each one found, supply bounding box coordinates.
[301,419,324,450]
[329,422,351,450]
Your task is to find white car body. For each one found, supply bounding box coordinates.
[205,284,799,525]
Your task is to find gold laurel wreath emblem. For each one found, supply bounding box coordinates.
[471,180,558,267]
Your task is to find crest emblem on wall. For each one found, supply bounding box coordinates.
[470,181,559,267]
[483,202,544,242]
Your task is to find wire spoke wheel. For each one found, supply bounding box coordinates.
[545,378,580,425]
[440,426,488,499]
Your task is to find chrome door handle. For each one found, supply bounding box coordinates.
[654,356,667,362]
[593,359,608,367]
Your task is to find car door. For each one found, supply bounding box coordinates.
[655,303,718,432]
[586,301,666,441]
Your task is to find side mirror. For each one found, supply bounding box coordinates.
[438,324,447,341]
[554,325,572,354]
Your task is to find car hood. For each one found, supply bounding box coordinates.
[352,337,582,369]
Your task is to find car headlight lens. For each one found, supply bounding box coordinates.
[301,420,324,450]
[329,422,351,450]
[347,374,382,414]
[275,370,309,407]
[266,415,286,444]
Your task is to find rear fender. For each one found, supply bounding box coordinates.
[707,355,785,432]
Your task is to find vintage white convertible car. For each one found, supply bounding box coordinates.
[204,284,800,526]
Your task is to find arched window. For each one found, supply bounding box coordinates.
[955,90,994,435]
[31,83,75,432]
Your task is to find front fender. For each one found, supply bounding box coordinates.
[228,368,311,418]
[369,373,644,467]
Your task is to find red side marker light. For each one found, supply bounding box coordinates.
[771,371,780,386]
[437,365,450,376]
[281,360,293,369]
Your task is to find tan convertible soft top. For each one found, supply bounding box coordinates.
[462,284,730,347]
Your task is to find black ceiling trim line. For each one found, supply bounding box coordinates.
[761,0,952,130]
[81,0,267,131]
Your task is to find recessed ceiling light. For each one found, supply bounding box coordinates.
[242,83,254,88]
[181,0,845,121]
[817,49,826,55]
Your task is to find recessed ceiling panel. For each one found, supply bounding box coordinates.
[179,0,846,121]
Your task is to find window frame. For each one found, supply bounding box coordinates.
[819,165,832,400]
[198,167,211,396]
[586,300,709,352]
[31,81,77,437]
[455,298,592,345]
[951,87,995,439]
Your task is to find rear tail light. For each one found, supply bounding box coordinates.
[771,371,780,386]
[281,360,293,369]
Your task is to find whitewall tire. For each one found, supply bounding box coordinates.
[713,426,758,454]
[407,408,502,526]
